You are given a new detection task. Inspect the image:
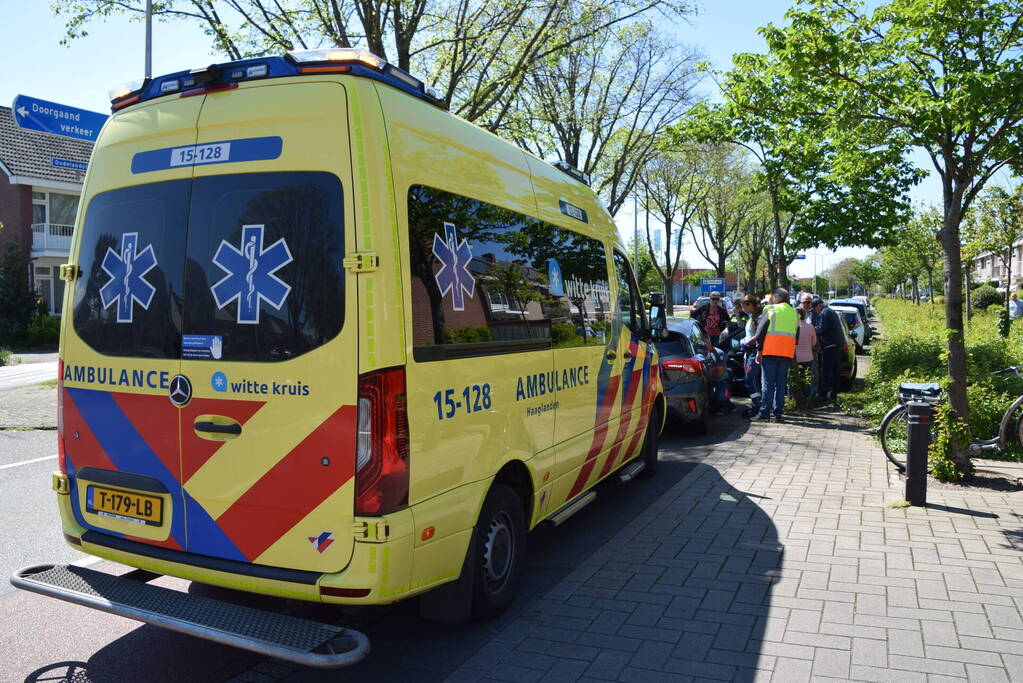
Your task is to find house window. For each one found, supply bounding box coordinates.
[31,190,80,228]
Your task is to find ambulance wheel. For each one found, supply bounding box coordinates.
[639,406,661,478]
[470,484,526,618]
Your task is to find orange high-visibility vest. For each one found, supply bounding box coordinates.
[761,303,798,358]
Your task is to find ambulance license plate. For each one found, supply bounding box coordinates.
[86,486,163,525]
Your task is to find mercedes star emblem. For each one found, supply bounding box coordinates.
[169,374,192,407]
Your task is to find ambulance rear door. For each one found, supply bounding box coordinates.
[62,96,201,552]
[177,81,359,573]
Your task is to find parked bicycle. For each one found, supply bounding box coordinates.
[879,367,1023,472]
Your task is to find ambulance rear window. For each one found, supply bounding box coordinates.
[72,172,344,361]
[73,180,189,358]
[182,172,345,362]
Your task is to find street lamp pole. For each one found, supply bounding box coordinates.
[145,0,153,79]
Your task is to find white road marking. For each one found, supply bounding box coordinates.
[0,454,58,470]
[0,361,58,390]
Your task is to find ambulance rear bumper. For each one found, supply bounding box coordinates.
[10,563,370,668]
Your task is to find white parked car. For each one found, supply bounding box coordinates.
[830,305,867,353]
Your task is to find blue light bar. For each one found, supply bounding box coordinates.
[114,52,444,112]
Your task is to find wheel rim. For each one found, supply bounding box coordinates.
[483,511,514,593]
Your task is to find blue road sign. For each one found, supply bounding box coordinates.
[793,254,806,260]
[700,278,725,295]
[51,158,88,171]
[12,95,108,142]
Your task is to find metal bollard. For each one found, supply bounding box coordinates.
[905,401,934,506]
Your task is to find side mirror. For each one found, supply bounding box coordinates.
[647,292,667,339]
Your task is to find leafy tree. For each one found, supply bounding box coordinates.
[880,210,943,304]
[640,147,709,306]
[54,0,695,132]
[761,0,1023,472]
[828,257,860,296]
[671,52,915,289]
[972,184,1023,310]
[850,257,881,297]
[511,22,701,216]
[0,239,36,345]
[691,145,761,278]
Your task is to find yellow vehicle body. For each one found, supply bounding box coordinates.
[54,53,663,612]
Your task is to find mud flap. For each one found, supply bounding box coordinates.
[418,528,477,623]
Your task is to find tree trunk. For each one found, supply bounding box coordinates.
[927,269,934,305]
[940,192,970,472]
[911,276,919,304]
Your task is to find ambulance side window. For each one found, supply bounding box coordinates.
[407,185,609,360]
[545,227,610,349]
[612,251,644,334]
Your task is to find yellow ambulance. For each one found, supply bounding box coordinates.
[14,48,665,666]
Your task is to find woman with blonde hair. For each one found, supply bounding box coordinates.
[739,295,764,418]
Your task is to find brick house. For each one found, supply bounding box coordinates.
[0,105,93,315]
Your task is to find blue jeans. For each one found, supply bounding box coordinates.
[760,356,791,418]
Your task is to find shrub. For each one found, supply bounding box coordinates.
[0,346,11,366]
[446,325,492,344]
[972,285,1002,309]
[26,314,60,347]
[551,322,580,347]
[846,298,1023,475]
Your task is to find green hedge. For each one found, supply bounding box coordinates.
[840,299,1023,477]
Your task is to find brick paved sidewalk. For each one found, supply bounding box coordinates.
[448,411,1023,683]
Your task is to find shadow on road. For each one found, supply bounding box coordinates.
[26,412,752,683]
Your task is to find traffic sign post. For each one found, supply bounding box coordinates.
[12,95,108,142]
[700,278,725,295]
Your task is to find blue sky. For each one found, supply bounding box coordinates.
[0,1,962,278]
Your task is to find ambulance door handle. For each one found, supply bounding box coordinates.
[194,420,242,436]
[606,351,617,361]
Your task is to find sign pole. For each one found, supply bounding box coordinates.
[145,0,153,79]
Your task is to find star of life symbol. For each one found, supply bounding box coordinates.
[100,232,158,323]
[432,221,475,311]
[211,224,293,324]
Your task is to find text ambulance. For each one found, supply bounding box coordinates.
[12,48,665,667]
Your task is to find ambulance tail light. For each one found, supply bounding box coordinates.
[355,367,410,516]
[57,360,66,475]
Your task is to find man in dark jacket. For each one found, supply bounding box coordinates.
[812,298,844,401]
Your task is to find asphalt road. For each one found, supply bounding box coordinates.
[0,411,739,683]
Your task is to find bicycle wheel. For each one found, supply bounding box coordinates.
[879,404,909,472]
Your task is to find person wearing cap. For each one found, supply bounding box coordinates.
[752,288,800,423]
[692,291,730,347]
[812,298,844,402]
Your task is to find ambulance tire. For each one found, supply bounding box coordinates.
[470,484,526,619]
[639,406,661,478]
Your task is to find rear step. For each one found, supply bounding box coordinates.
[11,564,369,668]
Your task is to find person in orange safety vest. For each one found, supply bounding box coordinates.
[751,288,800,423]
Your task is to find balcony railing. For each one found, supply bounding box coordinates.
[31,223,74,255]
